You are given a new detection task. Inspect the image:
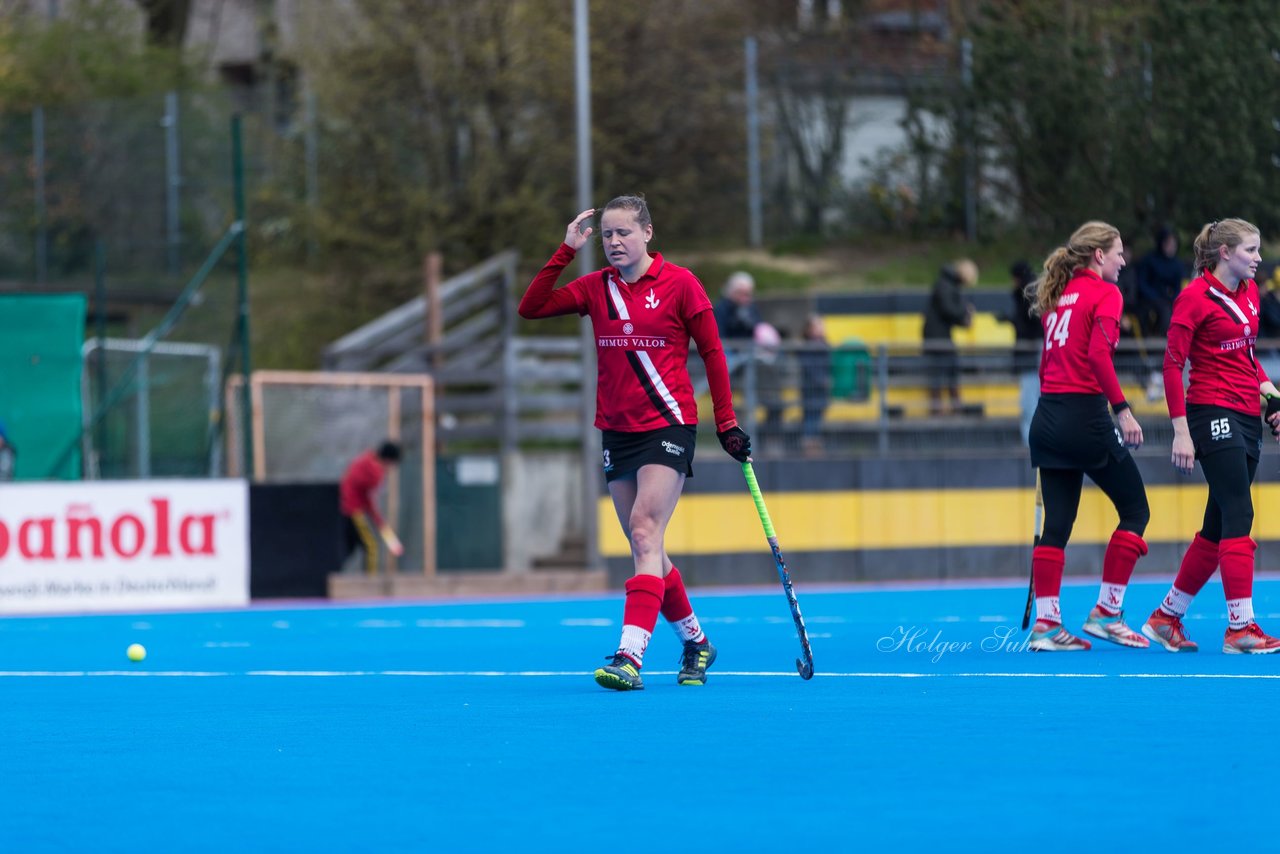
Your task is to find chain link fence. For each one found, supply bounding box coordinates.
[0,92,258,479]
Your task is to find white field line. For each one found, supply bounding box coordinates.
[414,619,525,628]
[2,670,1280,679]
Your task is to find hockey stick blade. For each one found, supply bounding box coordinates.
[742,461,815,680]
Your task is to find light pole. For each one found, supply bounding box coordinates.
[745,35,763,248]
[574,0,601,572]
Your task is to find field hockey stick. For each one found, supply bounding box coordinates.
[1020,468,1042,630]
[741,461,815,680]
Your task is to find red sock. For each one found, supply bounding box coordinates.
[1102,530,1148,585]
[660,567,706,644]
[622,574,664,635]
[1172,532,1220,597]
[1218,536,1256,602]
[1094,530,1147,615]
[660,567,693,622]
[1032,545,1065,617]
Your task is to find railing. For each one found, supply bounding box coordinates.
[323,266,1280,459]
[708,338,1222,458]
[320,252,597,451]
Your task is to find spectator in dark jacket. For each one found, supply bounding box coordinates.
[713,271,785,437]
[713,271,764,342]
[1134,226,1189,337]
[922,259,977,415]
[1008,260,1040,372]
[1258,262,1280,360]
[797,314,831,452]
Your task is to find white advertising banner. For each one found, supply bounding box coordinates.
[0,479,249,615]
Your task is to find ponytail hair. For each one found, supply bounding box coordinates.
[1027,221,1120,317]
[1192,218,1258,275]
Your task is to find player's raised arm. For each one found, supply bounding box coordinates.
[518,211,597,320]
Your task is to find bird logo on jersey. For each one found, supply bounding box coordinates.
[1249,299,1258,316]
[644,289,660,310]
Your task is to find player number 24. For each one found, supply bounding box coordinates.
[1043,308,1073,350]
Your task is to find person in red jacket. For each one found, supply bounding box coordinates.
[519,194,750,691]
[1143,218,1280,654]
[1025,221,1151,652]
[340,441,403,575]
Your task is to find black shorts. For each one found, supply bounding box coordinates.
[601,425,696,482]
[1029,393,1128,470]
[1186,403,1262,461]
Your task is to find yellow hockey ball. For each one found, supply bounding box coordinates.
[126,643,147,663]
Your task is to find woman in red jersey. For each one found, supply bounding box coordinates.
[1142,218,1280,654]
[518,195,750,690]
[1025,221,1151,652]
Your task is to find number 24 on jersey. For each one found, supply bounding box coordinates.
[1043,308,1073,350]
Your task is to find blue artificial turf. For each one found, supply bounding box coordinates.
[2,579,1277,851]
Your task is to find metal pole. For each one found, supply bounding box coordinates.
[94,241,107,472]
[877,345,890,454]
[743,349,759,441]
[304,83,319,262]
[136,355,151,478]
[33,106,47,285]
[1273,48,1280,170]
[205,349,222,476]
[500,255,520,574]
[745,36,763,248]
[164,92,181,275]
[961,38,977,243]
[231,115,253,477]
[574,0,601,574]
[499,254,519,459]
[575,0,594,276]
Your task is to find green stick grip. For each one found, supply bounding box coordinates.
[742,461,776,538]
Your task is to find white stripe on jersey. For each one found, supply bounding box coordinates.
[1208,287,1249,323]
[636,350,685,424]
[607,276,630,320]
[607,274,684,423]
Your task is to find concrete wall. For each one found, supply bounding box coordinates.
[503,451,584,571]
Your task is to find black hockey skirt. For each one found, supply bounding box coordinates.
[1029,393,1128,470]
[1186,403,1263,461]
[600,424,697,483]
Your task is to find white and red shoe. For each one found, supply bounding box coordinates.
[1029,620,1091,652]
[1082,606,1149,649]
[1142,609,1198,652]
[1222,622,1280,655]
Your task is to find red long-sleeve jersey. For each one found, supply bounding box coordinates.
[1038,269,1127,408]
[1163,271,1270,418]
[340,450,387,528]
[519,243,738,433]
